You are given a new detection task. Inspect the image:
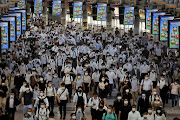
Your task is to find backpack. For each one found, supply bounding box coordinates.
[38,97,46,108]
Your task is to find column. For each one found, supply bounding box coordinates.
[83,1,88,30]
[134,8,140,34]
[106,4,112,31]
[61,1,67,26]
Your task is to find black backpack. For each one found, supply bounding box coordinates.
[38,97,46,108]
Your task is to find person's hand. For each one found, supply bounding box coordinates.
[72,107,74,111]
[84,105,86,110]
[58,99,60,103]
[54,99,57,104]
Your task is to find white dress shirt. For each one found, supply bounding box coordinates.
[57,88,69,100]
[106,71,117,84]
[128,111,141,120]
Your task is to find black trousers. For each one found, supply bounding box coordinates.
[58,66,62,78]
[59,100,67,118]
[160,88,168,107]
[65,84,72,99]
[91,108,97,120]
[47,96,55,112]
[72,58,77,68]
[109,84,113,96]
[8,109,15,120]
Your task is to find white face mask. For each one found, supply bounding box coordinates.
[132,108,136,111]
[157,110,161,113]
[27,112,32,115]
[48,84,52,87]
[40,78,43,81]
[78,76,81,79]
[72,116,76,119]
[117,96,121,100]
[107,109,111,113]
[26,88,29,91]
[153,92,157,95]
[148,110,152,113]
[124,101,128,104]
[85,73,88,75]
[40,93,44,96]
[77,108,81,112]
[145,77,148,80]
[61,87,65,90]
[125,89,129,93]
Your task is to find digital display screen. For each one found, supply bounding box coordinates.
[14,9,26,30]
[8,12,22,35]
[34,0,42,13]
[0,21,10,49]
[17,0,25,9]
[97,4,107,21]
[1,16,16,41]
[124,7,134,25]
[73,2,83,18]
[145,9,158,29]
[168,20,180,48]
[52,1,61,16]
[151,12,165,35]
[159,16,174,41]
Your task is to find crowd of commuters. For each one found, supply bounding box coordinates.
[0,15,180,120]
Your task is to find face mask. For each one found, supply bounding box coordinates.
[148,110,152,113]
[125,89,129,93]
[41,105,45,108]
[145,77,148,80]
[40,78,43,81]
[48,84,52,87]
[132,108,136,111]
[10,95,14,98]
[124,101,128,104]
[2,83,5,86]
[78,76,81,79]
[133,66,136,69]
[23,84,27,87]
[153,92,157,95]
[142,94,146,97]
[133,76,136,79]
[17,74,20,76]
[48,72,51,75]
[117,96,121,100]
[143,115,147,118]
[26,88,29,91]
[72,116,76,119]
[61,87,65,90]
[24,118,28,120]
[107,109,111,113]
[155,97,159,100]
[102,78,105,82]
[161,78,164,80]
[157,110,161,113]
[85,73,88,75]
[163,73,166,75]
[40,93,44,96]
[27,112,32,115]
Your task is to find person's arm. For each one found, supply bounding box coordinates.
[88,77,91,87]
[22,97,24,105]
[102,113,105,120]
[83,93,87,110]
[118,111,121,120]
[82,82,85,91]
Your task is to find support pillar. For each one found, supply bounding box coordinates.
[106,3,112,31]
[61,1,67,26]
[83,1,88,30]
[134,8,140,34]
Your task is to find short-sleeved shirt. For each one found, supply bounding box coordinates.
[131,79,139,92]
[171,83,180,95]
[62,75,73,85]
[22,91,33,105]
[57,88,69,100]
[141,79,153,91]
[75,79,83,90]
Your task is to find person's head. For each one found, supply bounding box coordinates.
[10,92,15,98]
[116,93,122,101]
[54,73,58,78]
[93,92,98,99]
[142,91,146,98]
[78,87,83,93]
[61,83,65,89]
[143,112,148,119]
[148,106,153,114]
[107,105,113,114]
[27,108,32,116]
[156,107,162,115]
[84,71,88,76]
[71,113,76,120]
[152,89,157,95]
[48,81,52,87]
[144,74,149,80]
[25,85,30,92]
[132,105,136,112]
[40,90,44,97]
[16,71,20,76]
[132,74,136,79]
[77,74,81,79]
[155,94,160,101]
[124,99,129,105]
[24,113,30,120]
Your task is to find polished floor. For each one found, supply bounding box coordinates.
[14,88,180,120]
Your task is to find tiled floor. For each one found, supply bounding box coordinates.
[14,89,180,120]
